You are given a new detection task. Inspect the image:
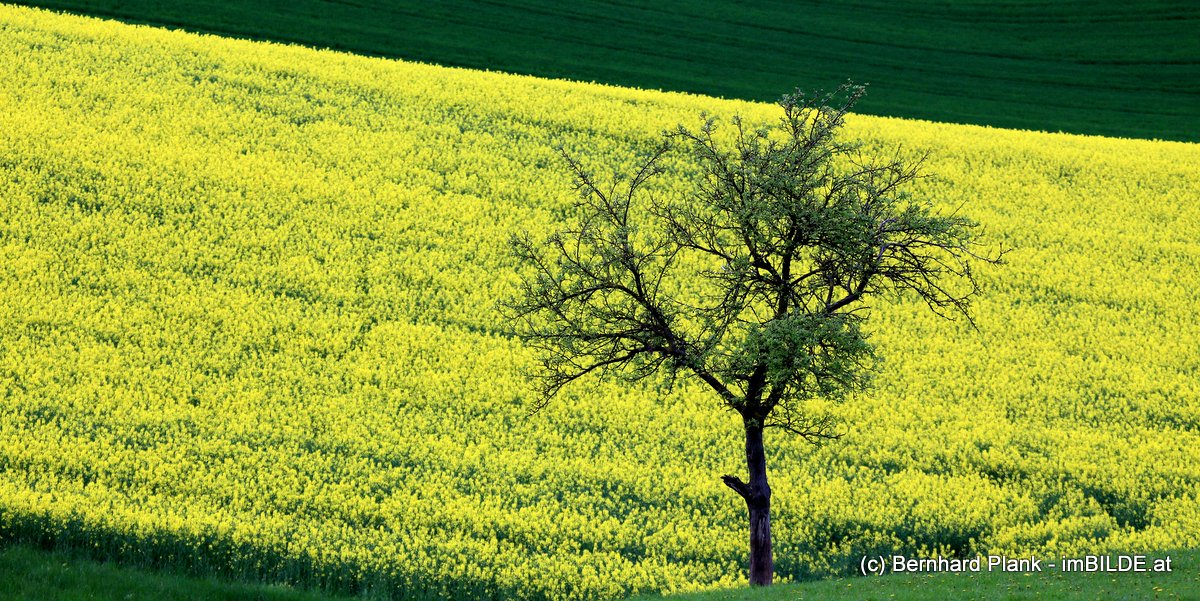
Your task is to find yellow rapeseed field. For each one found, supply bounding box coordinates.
[0,5,1197,600]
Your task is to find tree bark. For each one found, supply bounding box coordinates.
[748,492,772,585]
[746,421,773,585]
[723,419,773,585]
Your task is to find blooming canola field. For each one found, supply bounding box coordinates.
[0,5,1199,601]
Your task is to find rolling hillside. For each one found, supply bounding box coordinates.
[0,5,1198,600]
[10,0,1200,141]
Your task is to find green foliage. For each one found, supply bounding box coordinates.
[729,313,873,406]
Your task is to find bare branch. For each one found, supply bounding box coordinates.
[722,474,751,500]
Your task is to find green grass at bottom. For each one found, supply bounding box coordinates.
[0,542,353,601]
[633,550,1199,601]
[2,540,1197,601]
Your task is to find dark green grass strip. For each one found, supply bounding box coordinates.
[5,540,1196,601]
[11,0,1200,142]
[0,542,357,601]
[631,549,1200,601]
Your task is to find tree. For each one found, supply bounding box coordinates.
[503,84,1002,586]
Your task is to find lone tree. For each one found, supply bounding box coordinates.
[504,85,1001,586]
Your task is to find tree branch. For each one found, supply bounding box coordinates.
[722,474,751,500]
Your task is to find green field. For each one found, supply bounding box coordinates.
[0,542,353,601]
[11,0,1200,142]
[3,542,1196,601]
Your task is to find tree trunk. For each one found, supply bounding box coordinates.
[745,421,773,585]
[723,419,773,585]
[748,495,772,585]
